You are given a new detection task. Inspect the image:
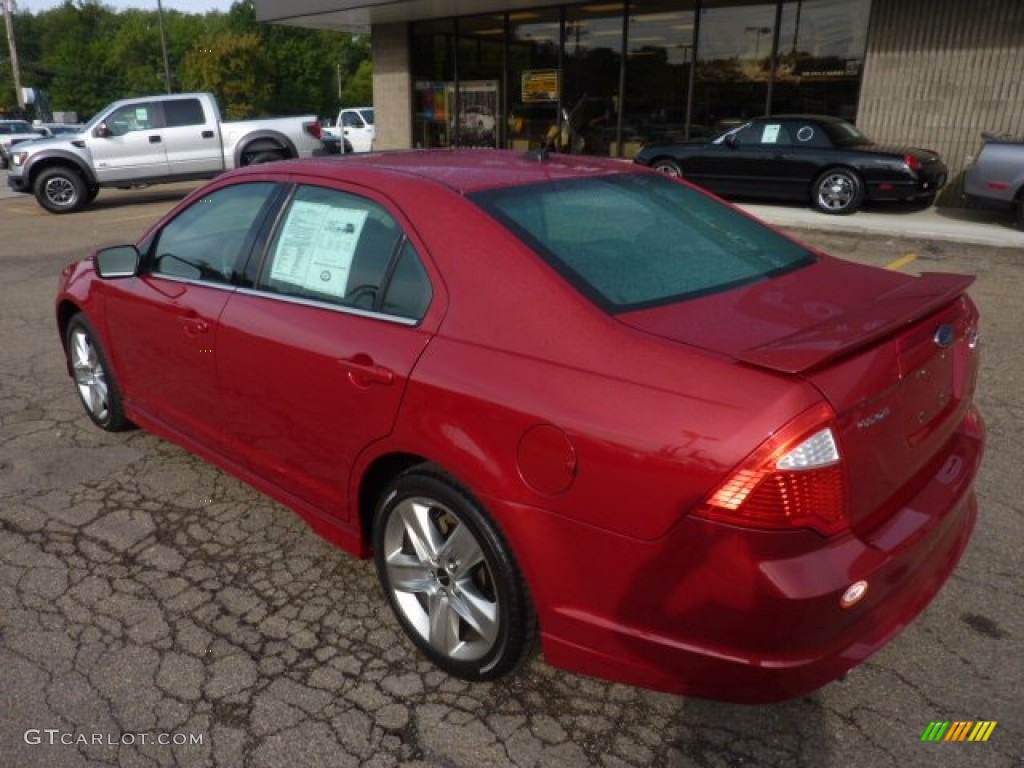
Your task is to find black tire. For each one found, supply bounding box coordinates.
[1015,194,1024,231]
[372,467,536,681]
[86,186,100,203]
[34,166,89,214]
[652,158,683,178]
[65,314,131,432]
[343,140,353,154]
[812,167,864,214]
[243,150,284,166]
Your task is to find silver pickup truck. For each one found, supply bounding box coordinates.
[7,92,327,213]
[963,132,1024,230]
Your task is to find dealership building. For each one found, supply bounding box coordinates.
[255,0,1024,201]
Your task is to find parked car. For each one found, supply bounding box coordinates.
[31,122,84,138]
[0,119,44,170]
[963,132,1024,229]
[6,92,325,213]
[322,106,375,153]
[635,115,948,215]
[56,150,984,703]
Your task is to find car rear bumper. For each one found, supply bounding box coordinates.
[866,173,947,202]
[496,407,984,703]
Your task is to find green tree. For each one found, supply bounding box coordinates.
[181,31,273,117]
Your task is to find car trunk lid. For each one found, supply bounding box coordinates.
[619,260,978,533]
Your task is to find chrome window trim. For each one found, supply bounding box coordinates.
[146,273,239,293]
[235,286,420,327]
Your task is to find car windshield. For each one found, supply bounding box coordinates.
[470,173,815,313]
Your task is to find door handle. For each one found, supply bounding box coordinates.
[149,135,162,143]
[201,130,215,139]
[179,314,209,336]
[338,354,394,388]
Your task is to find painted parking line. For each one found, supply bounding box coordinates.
[886,253,918,271]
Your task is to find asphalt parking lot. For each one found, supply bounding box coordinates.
[1,176,1021,768]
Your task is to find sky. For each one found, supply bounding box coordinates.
[18,0,235,14]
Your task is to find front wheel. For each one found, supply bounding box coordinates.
[34,166,89,214]
[65,315,131,431]
[373,467,536,681]
[812,168,864,214]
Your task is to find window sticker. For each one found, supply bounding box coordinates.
[270,201,368,298]
[797,126,815,142]
[135,108,149,122]
[761,124,781,144]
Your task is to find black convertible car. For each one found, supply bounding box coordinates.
[634,115,947,215]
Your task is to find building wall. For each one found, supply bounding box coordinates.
[858,0,1024,202]
[372,23,413,150]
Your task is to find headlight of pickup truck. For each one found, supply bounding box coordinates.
[10,151,28,168]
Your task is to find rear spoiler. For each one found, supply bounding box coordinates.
[740,272,975,374]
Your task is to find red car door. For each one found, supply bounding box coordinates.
[215,181,439,520]
[102,181,280,452]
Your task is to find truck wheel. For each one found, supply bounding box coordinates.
[244,150,284,165]
[34,167,89,214]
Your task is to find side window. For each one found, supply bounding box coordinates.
[382,241,433,320]
[149,182,278,283]
[342,112,363,128]
[106,103,158,136]
[164,98,206,128]
[793,122,830,147]
[261,185,431,320]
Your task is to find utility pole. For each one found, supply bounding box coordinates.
[3,0,25,111]
[156,0,172,93]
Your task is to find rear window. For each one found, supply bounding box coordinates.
[469,173,815,312]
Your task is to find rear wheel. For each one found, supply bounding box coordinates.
[812,168,864,214]
[34,166,89,213]
[652,158,683,178]
[243,149,285,165]
[1015,193,1024,231]
[373,467,536,681]
[65,315,131,431]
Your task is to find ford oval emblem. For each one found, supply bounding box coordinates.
[933,324,955,349]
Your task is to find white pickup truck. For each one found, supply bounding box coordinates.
[322,106,375,153]
[6,92,327,213]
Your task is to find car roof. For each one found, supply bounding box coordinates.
[232,149,639,195]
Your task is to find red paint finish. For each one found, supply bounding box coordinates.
[55,150,985,702]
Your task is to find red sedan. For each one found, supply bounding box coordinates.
[56,150,984,703]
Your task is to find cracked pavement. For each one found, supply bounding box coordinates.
[1,184,1021,767]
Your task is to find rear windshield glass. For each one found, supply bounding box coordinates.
[469,173,815,313]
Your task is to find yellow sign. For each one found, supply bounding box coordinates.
[522,70,559,103]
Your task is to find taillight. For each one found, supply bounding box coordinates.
[904,153,921,171]
[305,121,322,139]
[697,403,848,536]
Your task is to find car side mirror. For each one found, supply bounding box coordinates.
[94,123,112,139]
[94,245,140,278]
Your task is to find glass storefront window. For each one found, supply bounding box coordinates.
[564,3,625,156]
[409,1,870,154]
[693,0,780,131]
[509,9,562,151]
[412,19,456,148]
[626,1,699,155]
[774,0,871,118]
[455,14,506,148]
